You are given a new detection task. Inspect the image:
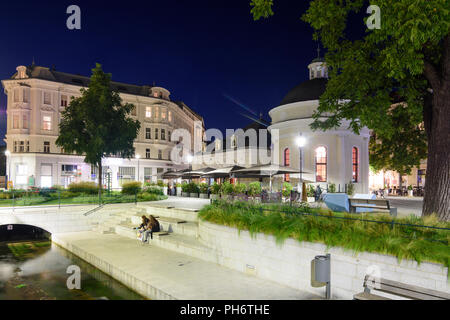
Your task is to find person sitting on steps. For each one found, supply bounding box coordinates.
[134,216,149,240]
[142,215,160,243]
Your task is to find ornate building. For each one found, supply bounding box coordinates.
[2,63,204,188]
[268,57,370,193]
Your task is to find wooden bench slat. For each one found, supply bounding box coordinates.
[353,292,391,300]
[364,276,450,300]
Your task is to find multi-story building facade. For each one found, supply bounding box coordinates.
[2,64,204,189]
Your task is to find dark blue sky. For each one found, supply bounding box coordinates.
[0,0,366,142]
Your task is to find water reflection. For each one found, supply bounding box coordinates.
[0,241,145,300]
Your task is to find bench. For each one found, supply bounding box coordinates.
[349,198,397,217]
[354,275,450,300]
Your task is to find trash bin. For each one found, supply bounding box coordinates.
[314,255,330,283]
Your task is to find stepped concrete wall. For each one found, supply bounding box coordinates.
[198,221,449,300]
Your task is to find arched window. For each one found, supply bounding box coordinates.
[315,146,327,182]
[284,148,290,182]
[352,147,359,183]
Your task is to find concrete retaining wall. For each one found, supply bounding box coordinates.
[198,221,449,299]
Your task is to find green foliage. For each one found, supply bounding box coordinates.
[199,202,450,268]
[181,183,189,193]
[211,182,222,195]
[187,182,199,194]
[282,182,293,198]
[221,181,235,195]
[176,183,182,188]
[234,183,247,195]
[143,186,163,195]
[250,0,274,20]
[121,181,142,195]
[56,63,140,191]
[347,182,355,196]
[248,182,262,197]
[408,185,413,191]
[199,183,209,194]
[328,183,336,194]
[137,192,167,202]
[68,182,98,194]
[307,185,315,197]
[157,180,165,188]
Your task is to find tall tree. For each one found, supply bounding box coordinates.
[56,63,140,194]
[250,0,450,220]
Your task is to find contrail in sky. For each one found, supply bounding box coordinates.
[223,93,258,117]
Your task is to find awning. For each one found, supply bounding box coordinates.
[201,166,245,178]
[182,167,216,179]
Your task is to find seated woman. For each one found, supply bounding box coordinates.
[134,216,150,240]
[142,215,160,243]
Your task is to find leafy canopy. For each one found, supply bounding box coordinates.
[56,63,140,166]
[250,0,449,175]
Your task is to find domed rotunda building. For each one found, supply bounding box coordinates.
[268,57,370,193]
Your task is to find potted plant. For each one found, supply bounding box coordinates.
[346,181,355,197]
[176,183,182,197]
[407,185,413,197]
[181,183,189,197]
[188,182,199,198]
[199,183,209,199]
[282,182,293,201]
[307,184,315,203]
[210,182,222,201]
[328,183,337,193]
[248,182,262,203]
[221,181,235,201]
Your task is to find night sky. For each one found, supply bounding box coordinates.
[0,0,366,143]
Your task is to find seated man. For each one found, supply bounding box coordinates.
[142,215,160,243]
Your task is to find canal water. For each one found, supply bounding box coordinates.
[0,240,145,300]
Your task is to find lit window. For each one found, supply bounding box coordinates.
[168,111,172,122]
[155,107,159,120]
[284,148,290,182]
[43,115,52,131]
[352,147,359,183]
[146,107,152,118]
[315,146,327,182]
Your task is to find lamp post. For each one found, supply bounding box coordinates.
[136,154,141,183]
[296,135,307,200]
[5,150,11,189]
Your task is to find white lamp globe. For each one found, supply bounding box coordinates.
[296,136,307,148]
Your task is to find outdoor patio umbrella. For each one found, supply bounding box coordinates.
[201,166,245,179]
[161,169,190,179]
[181,167,216,179]
[231,164,310,192]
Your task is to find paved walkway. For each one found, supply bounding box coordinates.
[53,231,319,300]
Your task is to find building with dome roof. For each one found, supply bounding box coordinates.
[268,57,370,193]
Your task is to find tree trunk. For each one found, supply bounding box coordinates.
[422,87,450,220]
[98,161,103,197]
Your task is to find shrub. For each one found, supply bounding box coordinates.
[144,186,163,195]
[181,183,189,193]
[248,182,262,197]
[69,182,98,194]
[137,192,166,202]
[234,183,247,195]
[199,183,209,194]
[408,185,413,191]
[347,182,355,196]
[328,183,336,193]
[282,182,293,198]
[188,182,199,194]
[221,182,234,195]
[307,185,315,197]
[121,181,142,195]
[157,180,165,187]
[176,183,182,188]
[211,182,222,195]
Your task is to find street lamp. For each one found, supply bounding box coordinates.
[296,135,307,200]
[4,150,11,189]
[136,154,141,183]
